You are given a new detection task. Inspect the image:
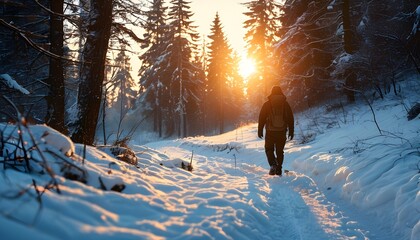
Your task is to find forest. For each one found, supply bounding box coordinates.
[0,0,419,145]
[0,1,419,239]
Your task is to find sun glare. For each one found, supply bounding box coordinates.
[238,57,256,79]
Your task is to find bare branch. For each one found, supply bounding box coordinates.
[0,18,83,64]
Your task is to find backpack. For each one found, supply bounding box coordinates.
[267,97,286,131]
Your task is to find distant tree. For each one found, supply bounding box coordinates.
[101,48,137,142]
[138,0,169,137]
[206,13,234,134]
[228,52,245,123]
[163,0,203,137]
[243,0,281,108]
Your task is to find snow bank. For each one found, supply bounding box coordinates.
[1,123,318,239]
[289,92,420,240]
[0,80,419,239]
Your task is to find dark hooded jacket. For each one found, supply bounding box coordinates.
[258,90,294,136]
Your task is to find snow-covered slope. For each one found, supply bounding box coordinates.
[288,97,420,240]
[0,94,419,239]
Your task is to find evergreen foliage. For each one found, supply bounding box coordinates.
[206,13,244,134]
[0,0,50,123]
[138,0,204,137]
[243,0,281,110]
[0,0,418,142]
[276,0,419,109]
[165,0,203,137]
[138,0,169,137]
[276,1,341,109]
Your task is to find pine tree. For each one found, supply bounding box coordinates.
[243,0,281,108]
[206,13,237,134]
[276,1,341,108]
[109,48,137,141]
[164,0,203,137]
[227,52,245,124]
[207,13,229,134]
[138,0,169,137]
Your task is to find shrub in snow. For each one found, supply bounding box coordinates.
[299,131,316,144]
[0,123,85,182]
[407,103,420,120]
[98,136,138,166]
[98,145,138,166]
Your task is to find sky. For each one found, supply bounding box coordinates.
[190,0,249,55]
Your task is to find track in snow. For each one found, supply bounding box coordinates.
[144,138,373,240]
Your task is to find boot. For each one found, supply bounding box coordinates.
[275,157,283,176]
[275,166,282,176]
[269,165,277,175]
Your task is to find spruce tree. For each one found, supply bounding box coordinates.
[228,52,245,124]
[164,0,203,137]
[243,0,281,108]
[138,0,169,137]
[110,48,137,141]
[276,1,341,108]
[207,13,230,134]
[207,13,240,134]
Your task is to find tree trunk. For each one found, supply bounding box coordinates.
[102,86,108,145]
[342,0,356,103]
[157,87,162,137]
[47,0,66,133]
[342,0,354,54]
[72,0,113,145]
[219,74,224,134]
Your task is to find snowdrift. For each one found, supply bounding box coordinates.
[0,93,419,239]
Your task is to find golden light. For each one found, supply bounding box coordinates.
[238,57,256,79]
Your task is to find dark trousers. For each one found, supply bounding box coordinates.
[264,130,287,169]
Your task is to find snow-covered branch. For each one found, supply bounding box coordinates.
[407,5,420,39]
[0,74,30,95]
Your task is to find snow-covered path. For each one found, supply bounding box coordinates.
[2,96,418,239]
[139,125,395,240]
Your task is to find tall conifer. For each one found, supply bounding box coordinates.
[207,13,239,134]
[243,0,281,107]
[164,0,203,137]
[138,0,169,137]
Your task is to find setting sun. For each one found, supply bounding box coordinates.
[239,57,256,78]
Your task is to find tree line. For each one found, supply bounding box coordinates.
[0,0,418,145]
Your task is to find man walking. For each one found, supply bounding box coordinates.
[258,86,294,176]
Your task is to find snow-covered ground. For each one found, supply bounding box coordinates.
[0,93,419,239]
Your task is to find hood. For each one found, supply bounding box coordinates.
[268,94,286,108]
